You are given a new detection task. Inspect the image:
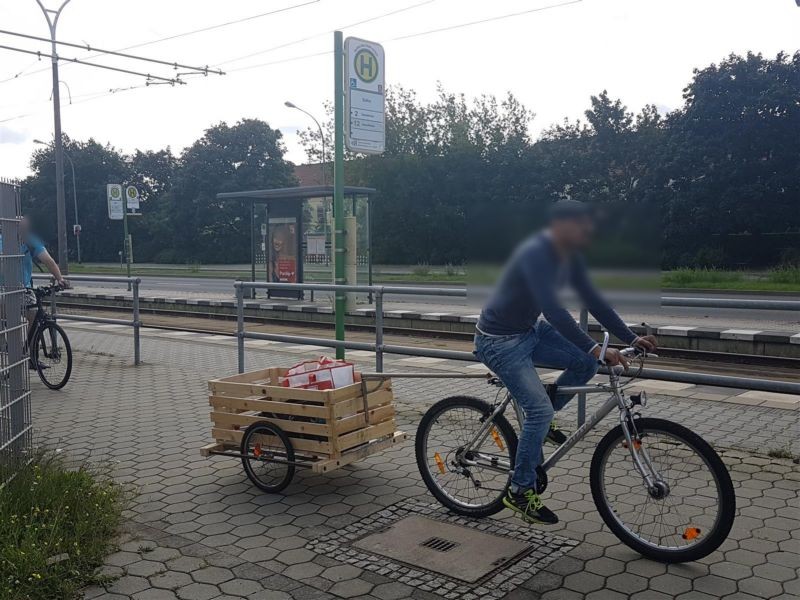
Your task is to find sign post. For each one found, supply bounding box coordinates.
[334,33,385,358]
[334,31,346,359]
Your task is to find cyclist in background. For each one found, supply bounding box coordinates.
[19,218,68,326]
[475,199,656,525]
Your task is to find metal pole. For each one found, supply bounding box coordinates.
[333,30,346,360]
[36,0,72,275]
[367,196,373,304]
[133,278,141,365]
[577,307,589,426]
[250,202,256,300]
[375,289,384,372]
[236,283,245,373]
[65,151,80,263]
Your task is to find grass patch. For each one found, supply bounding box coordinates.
[767,446,799,462]
[662,267,800,292]
[67,263,800,292]
[0,451,125,600]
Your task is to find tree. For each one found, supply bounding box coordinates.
[163,119,296,263]
[660,52,800,267]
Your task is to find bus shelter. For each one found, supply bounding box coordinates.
[216,185,376,300]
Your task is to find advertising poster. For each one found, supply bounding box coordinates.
[268,217,297,283]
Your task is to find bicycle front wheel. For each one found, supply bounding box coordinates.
[590,418,735,563]
[416,396,517,517]
[34,322,72,390]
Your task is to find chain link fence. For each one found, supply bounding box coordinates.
[0,179,31,487]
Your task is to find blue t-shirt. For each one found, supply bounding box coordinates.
[0,233,46,288]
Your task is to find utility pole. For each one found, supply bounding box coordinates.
[35,0,71,275]
[333,31,345,359]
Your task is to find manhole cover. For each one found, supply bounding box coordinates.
[353,515,530,583]
[307,499,578,600]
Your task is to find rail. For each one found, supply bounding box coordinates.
[234,281,800,427]
[33,274,142,365]
[662,297,800,311]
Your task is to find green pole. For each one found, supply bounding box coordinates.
[333,31,346,359]
[122,186,131,290]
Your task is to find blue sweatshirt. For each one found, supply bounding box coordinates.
[477,233,637,353]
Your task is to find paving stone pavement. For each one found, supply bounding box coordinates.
[29,324,800,600]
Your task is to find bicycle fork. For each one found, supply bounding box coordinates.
[618,406,669,498]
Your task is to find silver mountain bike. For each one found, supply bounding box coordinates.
[415,333,736,563]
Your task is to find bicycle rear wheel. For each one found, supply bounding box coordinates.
[33,322,72,390]
[590,418,735,563]
[416,396,517,517]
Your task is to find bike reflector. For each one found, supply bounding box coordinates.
[253,443,262,458]
[682,527,701,541]
[491,428,505,451]
[434,452,446,474]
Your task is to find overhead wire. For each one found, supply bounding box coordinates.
[0,0,318,84]
[216,0,437,67]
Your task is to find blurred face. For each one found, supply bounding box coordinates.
[19,217,29,238]
[550,214,595,250]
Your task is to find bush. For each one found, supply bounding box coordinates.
[0,451,125,600]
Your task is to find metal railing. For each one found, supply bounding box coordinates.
[235,281,800,426]
[33,274,142,365]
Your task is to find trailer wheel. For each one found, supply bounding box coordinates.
[241,421,295,493]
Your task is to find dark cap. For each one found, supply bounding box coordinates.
[549,199,594,222]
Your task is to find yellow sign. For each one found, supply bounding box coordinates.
[353,48,379,83]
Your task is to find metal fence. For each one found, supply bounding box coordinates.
[34,274,143,365]
[0,180,31,486]
[234,281,800,426]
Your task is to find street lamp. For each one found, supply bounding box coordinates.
[35,0,72,274]
[285,101,327,187]
[33,138,80,263]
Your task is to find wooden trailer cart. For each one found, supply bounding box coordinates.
[200,368,405,492]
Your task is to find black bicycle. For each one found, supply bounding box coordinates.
[28,284,72,390]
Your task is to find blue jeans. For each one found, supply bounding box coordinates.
[474,320,599,492]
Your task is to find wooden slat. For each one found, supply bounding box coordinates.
[333,389,394,418]
[211,427,331,455]
[311,431,406,473]
[209,380,333,404]
[210,411,331,437]
[199,441,227,457]
[208,395,328,419]
[337,420,397,452]
[334,405,395,435]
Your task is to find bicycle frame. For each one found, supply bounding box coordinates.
[460,369,665,491]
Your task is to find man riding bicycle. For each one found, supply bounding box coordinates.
[474,199,656,525]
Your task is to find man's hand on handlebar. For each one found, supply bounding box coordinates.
[633,335,657,353]
[592,345,629,369]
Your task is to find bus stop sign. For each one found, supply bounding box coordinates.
[345,37,385,154]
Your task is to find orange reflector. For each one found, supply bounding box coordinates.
[491,428,505,451]
[633,440,642,450]
[434,452,446,474]
[253,443,262,458]
[682,527,701,541]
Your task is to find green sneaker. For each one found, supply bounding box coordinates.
[546,421,567,445]
[503,488,559,525]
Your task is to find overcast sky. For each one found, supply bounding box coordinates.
[1,0,799,179]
